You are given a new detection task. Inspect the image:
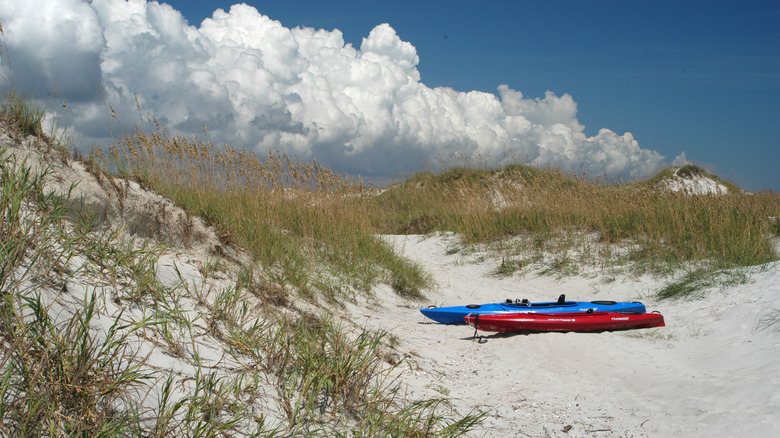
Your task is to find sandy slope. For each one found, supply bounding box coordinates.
[343,233,780,437]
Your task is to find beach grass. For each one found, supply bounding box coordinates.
[0,92,484,436]
[0,89,46,138]
[373,164,779,272]
[96,123,431,301]
[93,119,780,302]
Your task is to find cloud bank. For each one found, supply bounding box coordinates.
[0,0,666,179]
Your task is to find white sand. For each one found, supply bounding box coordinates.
[342,233,780,437]
[657,169,729,195]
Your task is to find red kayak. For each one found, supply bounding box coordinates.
[464,311,665,333]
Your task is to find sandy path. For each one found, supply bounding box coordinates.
[343,233,780,437]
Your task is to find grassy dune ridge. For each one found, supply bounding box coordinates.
[374,165,779,269]
[102,121,779,289]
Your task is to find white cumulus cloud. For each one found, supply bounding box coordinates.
[0,0,667,179]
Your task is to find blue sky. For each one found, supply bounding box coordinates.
[2,0,778,190]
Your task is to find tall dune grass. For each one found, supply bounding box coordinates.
[97,122,430,299]
[101,121,780,285]
[372,165,780,272]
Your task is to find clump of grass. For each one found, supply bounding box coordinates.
[657,269,712,299]
[494,256,527,277]
[221,313,483,435]
[656,267,750,299]
[0,89,46,138]
[0,291,151,436]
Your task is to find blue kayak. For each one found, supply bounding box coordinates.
[420,294,646,324]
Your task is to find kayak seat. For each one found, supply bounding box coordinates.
[557,294,566,304]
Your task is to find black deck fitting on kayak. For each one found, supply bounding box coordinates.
[557,294,565,304]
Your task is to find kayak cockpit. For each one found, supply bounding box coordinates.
[503,294,578,308]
